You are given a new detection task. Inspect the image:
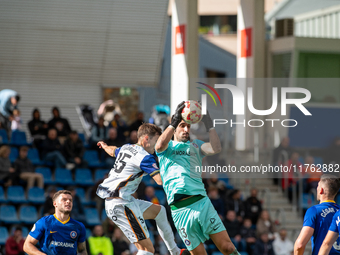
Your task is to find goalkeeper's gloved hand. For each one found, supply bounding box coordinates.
[202,110,213,132]
[170,101,185,129]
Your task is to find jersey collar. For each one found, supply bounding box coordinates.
[321,200,336,203]
[53,214,70,224]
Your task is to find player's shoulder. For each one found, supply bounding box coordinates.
[69,217,86,229]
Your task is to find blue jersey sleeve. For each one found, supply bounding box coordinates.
[29,217,46,240]
[303,206,317,229]
[329,212,340,233]
[140,155,160,177]
[114,147,121,157]
[78,222,87,243]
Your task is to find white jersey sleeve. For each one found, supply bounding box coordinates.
[96,144,160,201]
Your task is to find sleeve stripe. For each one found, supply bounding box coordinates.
[149,170,160,177]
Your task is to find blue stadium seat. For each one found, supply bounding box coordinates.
[7,186,27,203]
[75,168,94,186]
[20,205,38,224]
[0,129,8,144]
[155,189,166,205]
[9,147,18,163]
[0,226,9,245]
[78,133,90,149]
[299,157,305,165]
[28,187,45,204]
[0,186,6,203]
[0,205,20,224]
[84,150,105,168]
[101,209,107,221]
[75,187,92,206]
[95,169,108,182]
[55,168,74,186]
[85,208,101,226]
[11,130,30,146]
[86,228,92,239]
[300,193,316,209]
[35,167,54,185]
[28,148,44,165]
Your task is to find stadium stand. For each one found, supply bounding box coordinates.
[28,187,45,204]
[35,167,54,185]
[19,205,38,225]
[75,168,95,186]
[54,168,75,186]
[0,205,20,224]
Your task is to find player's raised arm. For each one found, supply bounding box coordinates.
[155,101,185,153]
[200,111,222,156]
[77,241,88,255]
[319,231,339,255]
[97,141,118,157]
[23,235,46,255]
[294,226,314,255]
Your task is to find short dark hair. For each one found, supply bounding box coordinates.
[14,227,22,232]
[137,123,162,139]
[52,190,72,202]
[320,174,340,197]
[15,95,20,102]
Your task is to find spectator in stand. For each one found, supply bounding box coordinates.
[27,108,48,149]
[102,216,116,238]
[5,226,25,255]
[14,146,44,191]
[0,89,20,138]
[111,227,130,255]
[284,152,302,202]
[223,210,244,252]
[110,113,128,143]
[253,232,275,255]
[208,186,225,219]
[42,187,57,216]
[69,187,86,222]
[273,228,293,255]
[129,111,144,133]
[104,128,122,167]
[240,218,257,255]
[63,131,87,168]
[11,109,22,131]
[0,145,19,187]
[91,116,108,148]
[143,186,160,205]
[244,188,262,225]
[127,130,138,144]
[304,156,323,193]
[206,173,227,197]
[86,225,113,255]
[272,137,292,185]
[48,106,72,138]
[225,189,245,221]
[41,128,68,169]
[256,210,277,240]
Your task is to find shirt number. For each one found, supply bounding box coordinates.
[114,153,132,173]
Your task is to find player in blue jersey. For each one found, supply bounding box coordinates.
[97,123,188,255]
[319,208,340,255]
[23,190,87,255]
[155,102,240,255]
[294,174,340,255]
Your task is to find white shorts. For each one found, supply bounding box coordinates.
[105,197,153,243]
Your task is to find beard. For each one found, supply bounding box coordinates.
[59,208,72,214]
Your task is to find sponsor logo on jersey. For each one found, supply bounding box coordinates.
[70,231,77,239]
[192,143,198,148]
[184,239,191,246]
[31,224,36,232]
[152,163,159,170]
[50,231,57,233]
[336,216,340,227]
[321,207,336,218]
[51,241,75,248]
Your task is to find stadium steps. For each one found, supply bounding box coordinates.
[229,176,312,254]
